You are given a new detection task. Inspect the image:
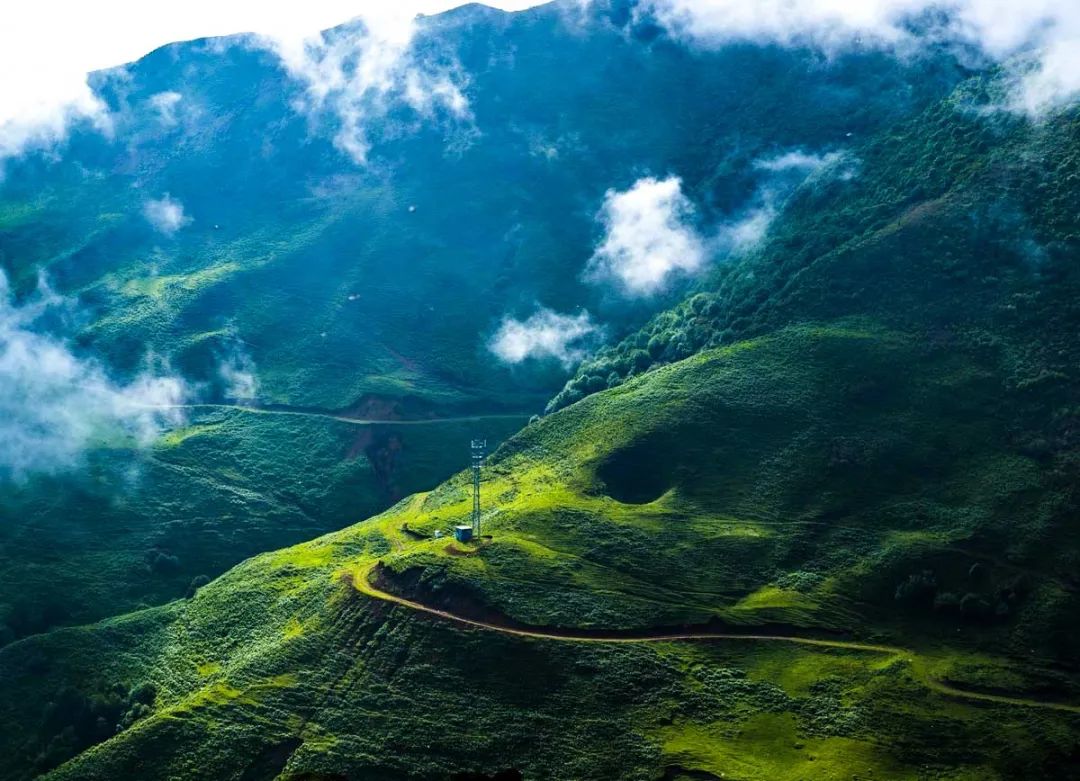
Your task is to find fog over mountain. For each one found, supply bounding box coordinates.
[1,2,1079,779]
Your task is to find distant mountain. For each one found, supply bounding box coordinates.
[0,2,965,409]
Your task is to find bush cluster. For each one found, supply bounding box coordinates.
[34,682,157,773]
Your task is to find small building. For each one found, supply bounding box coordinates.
[453,525,474,543]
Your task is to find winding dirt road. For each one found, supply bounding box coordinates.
[354,563,1080,714]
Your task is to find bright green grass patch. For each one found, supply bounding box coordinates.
[173,681,247,713]
[659,713,914,781]
[120,262,243,302]
[733,585,817,611]
[744,647,882,697]
[266,542,339,571]
[156,422,225,448]
[196,661,222,677]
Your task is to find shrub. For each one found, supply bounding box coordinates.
[960,592,992,621]
[129,682,156,706]
[147,551,181,574]
[186,575,211,598]
[118,703,152,731]
[933,591,961,614]
[776,571,825,593]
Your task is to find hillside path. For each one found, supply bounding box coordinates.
[354,563,1080,714]
[153,403,532,427]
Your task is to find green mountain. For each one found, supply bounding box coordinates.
[3,321,1078,779]
[3,2,1080,780]
[0,1,967,639]
[551,83,1080,415]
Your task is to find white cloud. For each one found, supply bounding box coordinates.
[755,149,853,175]
[637,0,1080,114]
[0,272,186,479]
[587,176,707,297]
[143,194,191,235]
[148,91,183,126]
[0,81,110,162]
[490,308,600,367]
[0,2,544,162]
[218,346,258,401]
[754,149,861,190]
[718,206,777,254]
[264,11,472,164]
[710,147,860,254]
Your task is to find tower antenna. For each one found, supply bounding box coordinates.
[471,439,486,537]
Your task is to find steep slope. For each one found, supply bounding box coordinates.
[0,1,970,639]
[0,2,966,409]
[552,85,1080,418]
[2,324,1078,780]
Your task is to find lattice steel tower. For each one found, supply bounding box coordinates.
[471,439,486,536]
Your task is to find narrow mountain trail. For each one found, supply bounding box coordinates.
[353,562,1080,715]
[153,403,532,427]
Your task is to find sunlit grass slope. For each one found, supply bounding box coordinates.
[2,324,1077,780]
[379,323,1076,651]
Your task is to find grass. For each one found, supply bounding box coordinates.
[0,405,525,641]
[658,713,912,781]
[156,422,226,448]
[0,323,1075,779]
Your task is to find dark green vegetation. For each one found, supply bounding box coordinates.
[3,1,1080,779]
[0,407,526,642]
[0,0,969,639]
[552,83,1080,414]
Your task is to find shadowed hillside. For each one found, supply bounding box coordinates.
[553,86,1080,415]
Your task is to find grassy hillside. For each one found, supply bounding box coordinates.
[2,4,1078,780]
[2,324,1077,780]
[376,324,1080,661]
[0,407,526,643]
[0,1,968,641]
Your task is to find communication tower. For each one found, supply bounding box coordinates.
[471,439,486,536]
